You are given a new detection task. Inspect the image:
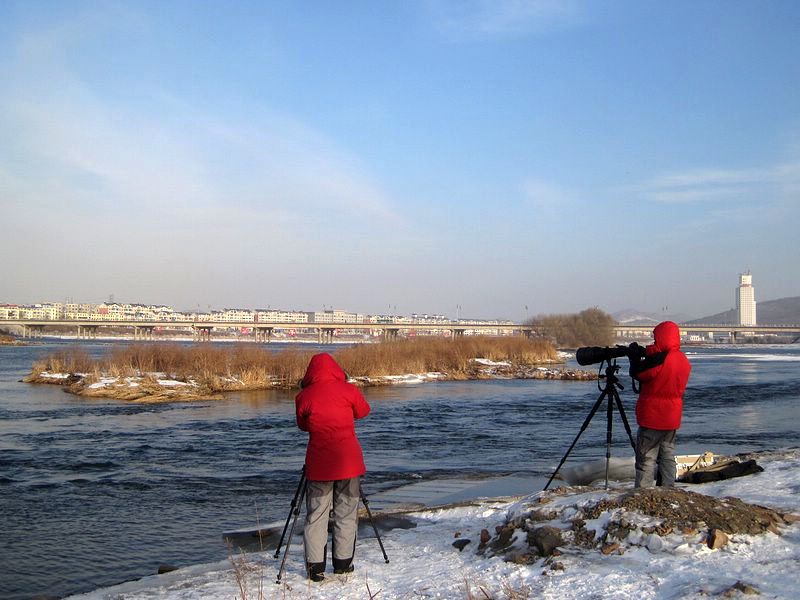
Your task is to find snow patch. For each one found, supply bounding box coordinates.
[38,372,70,379]
[472,358,512,367]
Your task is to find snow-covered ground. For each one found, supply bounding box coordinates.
[68,449,800,600]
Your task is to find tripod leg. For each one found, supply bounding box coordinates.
[604,387,614,488]
[360,489,389,563]
[544,390,609,490]
[612,390,636,449]
[276,479,307,584]
[274,467,306,558]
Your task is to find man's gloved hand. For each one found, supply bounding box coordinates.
[628,342,645,379]
[628,342,646,360]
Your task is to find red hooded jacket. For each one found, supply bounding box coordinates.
[633,321,691,430]
[295,353,371,481]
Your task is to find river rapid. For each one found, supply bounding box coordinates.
[1,340,799,599]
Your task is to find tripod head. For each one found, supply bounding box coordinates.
[596,359,624,393]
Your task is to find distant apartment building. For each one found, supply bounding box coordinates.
[309,309,365,324]
[218,308,255,323]
[0,304,20,319]
[254,309,309,323]
[92,302,169,321]
[64,303,95,319]
[6,303,65,320]
[736,272,757,326]
[410,313,451,324]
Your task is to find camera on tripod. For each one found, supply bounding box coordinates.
[576,342,646,366]
[544,342,646,491]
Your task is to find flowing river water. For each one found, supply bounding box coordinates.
[1,340,799,599]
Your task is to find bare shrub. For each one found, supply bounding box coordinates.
[528,307,616,348]
[32,347,95,375]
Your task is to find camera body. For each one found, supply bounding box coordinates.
[576,342,646,366]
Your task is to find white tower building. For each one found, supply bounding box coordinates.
[735,272,757,326]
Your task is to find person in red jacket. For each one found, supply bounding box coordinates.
[630,321,691,488]
[295,353,371,582]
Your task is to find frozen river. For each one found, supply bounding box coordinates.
[1,340,798,599]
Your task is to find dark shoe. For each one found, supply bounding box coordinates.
[332,556,354,575]
[307,561,325,582]
[333,564,354,575]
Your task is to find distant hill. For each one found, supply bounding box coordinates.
[612,308,692,326]
[687,296,800,325]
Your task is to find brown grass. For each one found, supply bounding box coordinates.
[335,336,557,377]
[27,336,558,393]
[30,347,97,376]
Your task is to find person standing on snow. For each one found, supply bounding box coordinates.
[295,353,371,582]
[630,321,691,488]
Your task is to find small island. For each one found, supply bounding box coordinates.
[24,337,595,402]
[0,333,23,345]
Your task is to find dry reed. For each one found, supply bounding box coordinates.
[27,336,558,393]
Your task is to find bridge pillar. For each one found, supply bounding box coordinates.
[193,326,212,342]
[320,328,334,343]
[255,327,273,343]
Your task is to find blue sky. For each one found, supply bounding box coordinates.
[1,1,799,320]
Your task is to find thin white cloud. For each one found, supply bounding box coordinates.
[427,0,583,39]
[0,9,401,228]
[624,162,800,204]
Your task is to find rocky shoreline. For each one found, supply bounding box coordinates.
[24,358,596,402]
[454,449,800,596]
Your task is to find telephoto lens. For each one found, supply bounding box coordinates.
[576,345,631,366]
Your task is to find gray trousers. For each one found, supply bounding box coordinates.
[634,427,677,488]
[304,477,360,568]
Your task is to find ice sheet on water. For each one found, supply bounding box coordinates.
[688,352,800,361]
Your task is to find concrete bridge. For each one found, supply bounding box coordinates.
[5,319,798,344]
[614,324,800,343]
[2,318,534,343]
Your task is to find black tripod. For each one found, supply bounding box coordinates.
[544,360,636,491]
[274,466,389,584]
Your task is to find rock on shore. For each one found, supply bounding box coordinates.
[478,483,798,566]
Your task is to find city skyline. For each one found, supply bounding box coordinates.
[0,269,789,323]
[2,2,799,320]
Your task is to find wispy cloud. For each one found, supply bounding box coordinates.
[426,0,583,39]
[624,162,800,204]
[0,9,400,229]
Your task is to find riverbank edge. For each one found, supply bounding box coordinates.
[23,360,597,402]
